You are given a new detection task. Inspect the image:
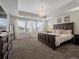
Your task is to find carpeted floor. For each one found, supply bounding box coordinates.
[56,44,79,59]
[11,38,79,59]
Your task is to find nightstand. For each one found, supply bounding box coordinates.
[74,34,79,45]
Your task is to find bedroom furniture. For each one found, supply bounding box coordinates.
[38,33,56,49]
[0,5,13,59]
[74,34,79,45]
[0,32,13,59]
[38,22,74,50]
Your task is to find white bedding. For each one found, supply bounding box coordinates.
[43,33,73,46]
[40,32,74,47]
[55,34,73,46]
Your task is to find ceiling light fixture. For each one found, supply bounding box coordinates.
[37,3,47,18]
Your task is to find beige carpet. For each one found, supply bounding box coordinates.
[11,38,79,59]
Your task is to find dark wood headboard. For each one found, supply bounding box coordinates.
[53,22,74,34]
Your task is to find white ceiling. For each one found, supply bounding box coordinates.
[0,0,18,16]
[18,0,73,16]
[1,0,79,17]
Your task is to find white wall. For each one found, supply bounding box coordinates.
[50,10,79,34]
[48,0,79,34]
[63,11,79,34]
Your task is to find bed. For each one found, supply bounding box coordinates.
[38,22,74,50]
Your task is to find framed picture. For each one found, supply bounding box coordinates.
[57,17,61,23]
[64,16,70,22]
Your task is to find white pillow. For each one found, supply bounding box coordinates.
[61,30,65,34]
[55,29,62,34]
[61,30,72,34]
[65,30,72,34]
[52,30,56,33]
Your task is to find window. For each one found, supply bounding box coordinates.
[31,21,37,32]
[0,18,7,27]
[37,21,44,32]
[17,20,26,33]
[17,19,45,33]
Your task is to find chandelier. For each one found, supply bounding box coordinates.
[37,3,47,18]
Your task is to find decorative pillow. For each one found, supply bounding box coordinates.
[61,30,66,34]
[55,29,62,34]
[52,29,56,33]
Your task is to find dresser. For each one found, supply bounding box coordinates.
[0,32,14,59]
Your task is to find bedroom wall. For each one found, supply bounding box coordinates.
[51,10,79,34]
[47,0,79,34]
[61,11,79,34]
